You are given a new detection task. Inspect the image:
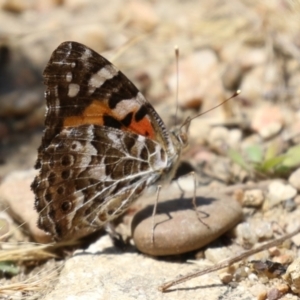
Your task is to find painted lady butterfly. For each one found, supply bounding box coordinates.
[31,41,189,241]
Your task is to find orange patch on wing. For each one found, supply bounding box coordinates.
[127,115,155,139]
[63,100,155,140]
[63,100,109,127]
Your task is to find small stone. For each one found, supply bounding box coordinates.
[249,283,268,300]
[132,184,242,256]
[234,266,250,281]
[294,195,300,205]
[235,222,258,248]
[269,247,281,257]
[0,170,51,243]
[167,49,224,109]
[205,245,234,264]
[218,271,233,284]
[2,0,31,12]
[206,126,229,153]
[251,104,284,139]
[267,287,284,300]
[222,64,243,91]
[273,250,295,265]
[254,220,273,240]
[234,189,244,205]
[68,25,107,53]
[291,233,300,247]
[242,189,265,207]
[118,0,158,32]
[289,168,300,191]
[283,257,300,295]
[276,283,289,294]
[284,198,297,212]
[266,181,297,208]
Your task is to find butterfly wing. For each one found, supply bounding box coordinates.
[32,41,173,240]
[35,41,174,169]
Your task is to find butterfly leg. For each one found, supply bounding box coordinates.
[105,223,128,250]
[151,185,162,244]
[190,171,210,229]
[177,171,210,228]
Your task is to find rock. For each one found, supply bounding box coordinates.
[40,235,256,300]
[289,168,300,191]
[205,244,237,264]
[218,271,233,284]
[235,222,258,248]
[266,181,297,208]
[68,25,107,53]
[222,64,243,91]
[251,104,284,139]
[291,233,300,247]
[2,0,32,13]
[206,126,229,153]
[118,0,159,32]
[269,247,281,257]
[0,169,51,243]
[242,189,265,207]
[249,283,268,300]
[254,220,273,240]
[273,250,295,265]
[294,195,300,205]
[131,182,242,256]
[167,49,224,109]
[283,257,300,295]
[240,66,265,103]
[0,89,42,117]
[267,287,284,300]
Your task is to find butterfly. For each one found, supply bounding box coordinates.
[31,41,189,241]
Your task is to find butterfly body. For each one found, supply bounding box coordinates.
[32,42,187,240]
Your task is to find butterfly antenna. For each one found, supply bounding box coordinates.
[174,45,179,126]
[180,90,241,130]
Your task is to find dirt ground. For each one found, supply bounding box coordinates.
[1,0,300,299]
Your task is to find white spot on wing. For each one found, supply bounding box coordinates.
[137,135,146,143]
[136,92,147,104]
[68,83,80,97]
[66,72,72,82]
[88,65,118,95]
[81,48,91,61]
[113,97,140,119]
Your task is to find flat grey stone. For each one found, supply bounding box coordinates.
[131,183,243,256]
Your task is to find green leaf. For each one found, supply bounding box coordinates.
[282,145,300,168]
[259,155,287,172]
[0,261,19,277]
[245,145,263,163]
[228,148,251,171]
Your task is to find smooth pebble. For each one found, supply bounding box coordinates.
[132,187,242,256]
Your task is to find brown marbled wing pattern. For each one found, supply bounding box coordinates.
[33,124,168,240]
[32,41,184,240]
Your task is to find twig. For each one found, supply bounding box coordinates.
[159,226,300,292]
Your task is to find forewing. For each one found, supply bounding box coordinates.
[35,41,173,169]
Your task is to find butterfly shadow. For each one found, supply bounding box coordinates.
[131,194,218,233]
